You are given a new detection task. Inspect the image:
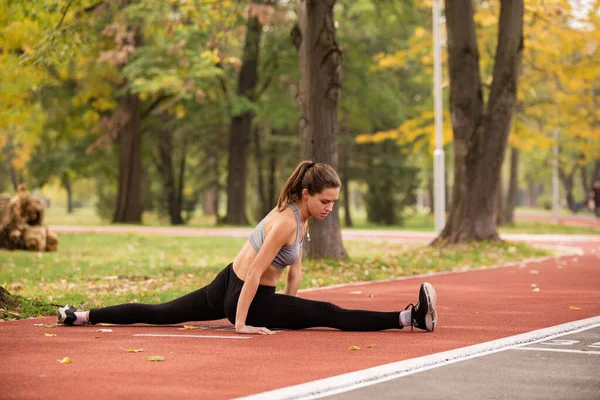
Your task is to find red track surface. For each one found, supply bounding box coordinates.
[1,240,599,399]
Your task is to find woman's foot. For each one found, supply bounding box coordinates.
[57,305,89,326]
[405,282,437,332]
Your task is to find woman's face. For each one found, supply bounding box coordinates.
[305,187,340,220]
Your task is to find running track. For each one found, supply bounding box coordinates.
[0,228,599,399]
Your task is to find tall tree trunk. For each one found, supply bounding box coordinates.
[504,146,519,224]
[64,176,73,214]
[340,114,353,227]
[223,7,265,225]
[176,135,187,224]
[9,164,18,192]
[155,128,184,225]
[592,159,600,187]
[203,148,220,219]
[434,0,524,244]
[267,146,277,210]
[581,164,589,195]
[253,126,269,219]
[496,175,505,226]
[295,0,347,259]
[113,93,143,223]
[559,165,577,212]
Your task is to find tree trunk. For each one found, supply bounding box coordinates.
[64,176,73,214]
[559,165,577,212]
[203,148,220,219]
[504,146,519,224]
[581,164,589,195]
[223,9,264,225]
[496,176,505,226]
[155,128,183,225]
[113,93,143,223]
[592,159,600,187]
[295,0,347,259]
[253,126,269,218]
[434,0,523,244]
[340,113,353,227]
[176,136,187,224]
[9,164,19,192]
[267,146,277,210]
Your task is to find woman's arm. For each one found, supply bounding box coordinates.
[284,250,302,296]
[235,220,294,334]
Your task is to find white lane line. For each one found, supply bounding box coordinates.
[235,316,600,400]
[515,347,600,355]
[133,334,251,339]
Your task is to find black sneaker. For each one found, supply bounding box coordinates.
[57,305,77,326]
[405,282,437,332]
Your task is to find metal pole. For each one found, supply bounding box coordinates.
[552,129,559,224]
[433,0,446,233]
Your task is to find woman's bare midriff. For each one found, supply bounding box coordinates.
[232,241,284,287]
[232,207,303,287]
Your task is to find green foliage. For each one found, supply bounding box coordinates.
[359,141,419,225]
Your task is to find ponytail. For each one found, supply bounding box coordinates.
[276,160,341,211]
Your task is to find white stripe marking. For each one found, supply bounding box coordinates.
[515,347,600,355]
[133,333,251,339]
[235,317,600,400]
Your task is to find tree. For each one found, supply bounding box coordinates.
[433,0,524,243]
[294,0,347,259]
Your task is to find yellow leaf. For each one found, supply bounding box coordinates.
[569,306,581,311]
[44,324,56,328]
[57,357,71,364]
[147,356,165,361]
[44,333,56,337]
[348,346,360,351]
[367,344,375,348]
[125,348,143,353]
[180,325,200,330]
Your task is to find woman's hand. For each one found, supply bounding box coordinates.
[236,324,275,335]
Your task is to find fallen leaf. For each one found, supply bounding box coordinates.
[44,324,56,328]
[367,344,375,348]
[124,348,143,353]
[569,306,581,311]
[581,348,589,352]
[57,357,71,364]
[97,329,113,332]
[348,346,360,351]
[367,294,375,298]
[34,324,44,327]
[147,356,164,361]
[44,333,57,337]
[180,325,201,330]
[93,336,100,339]
[349,291,362,295]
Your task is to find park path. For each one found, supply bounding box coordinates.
[0,223,599,399]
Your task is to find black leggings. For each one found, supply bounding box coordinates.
[89,263,401,331]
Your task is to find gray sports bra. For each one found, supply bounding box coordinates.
[248,204,303,269]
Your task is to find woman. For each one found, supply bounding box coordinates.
[58,161,437,334]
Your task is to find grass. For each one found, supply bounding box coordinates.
[43,207,599,235]
[0,233,551,319]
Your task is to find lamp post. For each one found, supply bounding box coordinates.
[552,128,559,224]
[433,0,446,233]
